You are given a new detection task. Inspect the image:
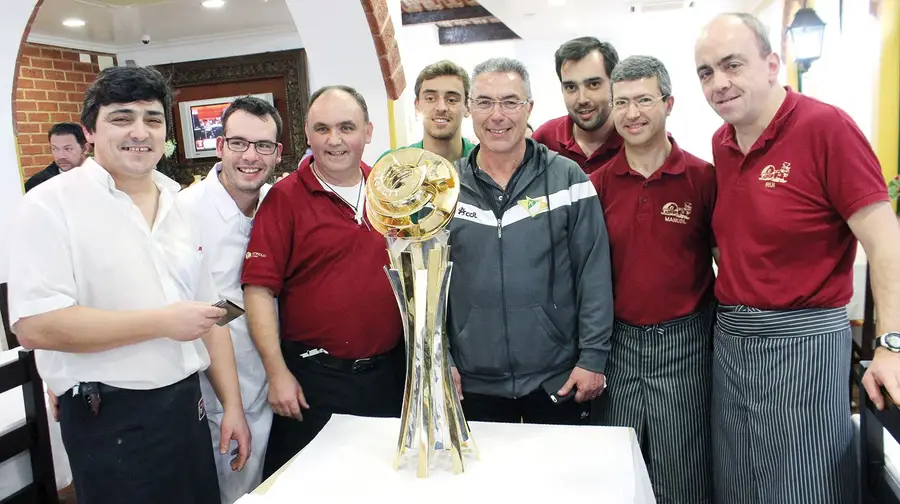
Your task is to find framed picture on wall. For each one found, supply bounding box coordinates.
[177,92,275,160]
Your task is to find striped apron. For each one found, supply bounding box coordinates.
[713,306,856,504]
[595,307,715,504]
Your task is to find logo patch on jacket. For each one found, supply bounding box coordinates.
[517,196,549,217]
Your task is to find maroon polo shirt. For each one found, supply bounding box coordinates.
[590,138,716,326]
[712,87,888,309]
[240,156,402,359]
[532,115,623,174]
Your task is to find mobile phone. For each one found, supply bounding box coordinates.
[541,368,575,404]
[212,299,245,326]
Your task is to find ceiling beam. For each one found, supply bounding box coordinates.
[401,5,492,25]
[437,23,520,45]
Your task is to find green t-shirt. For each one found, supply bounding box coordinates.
[376,137,476,164]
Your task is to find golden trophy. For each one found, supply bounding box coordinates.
[366,148,478,478]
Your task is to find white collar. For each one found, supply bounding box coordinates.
[204,163,271,221]
[82,157,182,195]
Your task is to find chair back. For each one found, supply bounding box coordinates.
[0,349,59,504]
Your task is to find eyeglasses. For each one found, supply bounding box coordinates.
[468,98,530,113]
[224,137,278,155]
[612,95,669,111]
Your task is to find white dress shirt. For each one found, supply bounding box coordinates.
[7,158,218,395]
[177,165,271,413]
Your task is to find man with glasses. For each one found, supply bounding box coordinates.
[695,14,899,503]
[446,57,613,425]
[177,96,281,504]
[532,37,622,174]
[378,60,475,164]
[241,85,404,478]
[590,55,716,503]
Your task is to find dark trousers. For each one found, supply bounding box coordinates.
[462,390,591,425]
[58,373,219,504]
[262,343,404,478]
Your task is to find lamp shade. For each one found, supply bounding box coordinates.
[787,7,826,63]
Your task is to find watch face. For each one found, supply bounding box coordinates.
[886,333,900,350]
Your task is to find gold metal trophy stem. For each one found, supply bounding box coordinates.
[367,147,476,478]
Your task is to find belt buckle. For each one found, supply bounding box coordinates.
[351,358,374,372]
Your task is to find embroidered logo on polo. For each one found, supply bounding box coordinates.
[759,162,791,188]
[245,251,267,260]
[661,202,692,224]
[517,196,549,218]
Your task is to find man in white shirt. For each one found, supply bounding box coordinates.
[178,96,280,504]
[7,66,250,504]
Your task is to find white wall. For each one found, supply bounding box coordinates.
[0,0,39,284]
[285,0,390,166]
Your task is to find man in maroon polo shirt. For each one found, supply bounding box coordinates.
[531,37,623,174]
[590,55,716,503]
[241,85,404,478]
[695,13,900,504]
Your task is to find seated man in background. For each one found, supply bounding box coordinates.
[178,95,282,504]
[448,57,613,425]
[8,65,249,504]
[591,55,716,503]
[378,60,475,163]
[24,122,90,192]
[242,85,404,479]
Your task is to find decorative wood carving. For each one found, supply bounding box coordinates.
[152,49,310,180]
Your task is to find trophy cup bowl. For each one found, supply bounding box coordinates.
[366,148,477,478]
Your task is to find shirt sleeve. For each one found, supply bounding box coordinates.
[7,195,77,328]
[821,108,889,221]
[240,182,296,295]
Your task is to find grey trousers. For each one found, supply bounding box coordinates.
[595,308,714,504]
[713,306,857,504]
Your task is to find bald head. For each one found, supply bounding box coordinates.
[694,12,781,128]
[700,13,772,58]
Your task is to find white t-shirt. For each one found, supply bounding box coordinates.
[7,158,218,394]
[177,164,271,412]
[312,168,365,224]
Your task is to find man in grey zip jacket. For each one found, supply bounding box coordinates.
[447,57,614,425]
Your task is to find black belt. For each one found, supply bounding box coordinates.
[281,340,394,373]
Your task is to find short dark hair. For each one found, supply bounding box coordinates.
[221,96,283,139]
[415,60,471,101]
[308,85,369,123]
[81,66,172,133]
[48,122,87,147]
[554,37,619,81]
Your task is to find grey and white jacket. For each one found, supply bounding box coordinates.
[447,139,614,399]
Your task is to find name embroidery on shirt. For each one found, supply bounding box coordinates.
[759,162,791,188]
[517,196,550,218]
[661,202,692,225]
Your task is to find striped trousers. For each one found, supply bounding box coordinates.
[713,306,856,504]
[595,308,714,504]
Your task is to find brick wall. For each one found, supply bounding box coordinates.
[14,43,116,179]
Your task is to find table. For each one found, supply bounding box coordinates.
[242,414,655,503]
[0,348,72,500]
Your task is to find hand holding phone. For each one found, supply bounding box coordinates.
[541,368,576,404]
[212,299,246,326]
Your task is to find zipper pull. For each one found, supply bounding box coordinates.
[497,219,502,239]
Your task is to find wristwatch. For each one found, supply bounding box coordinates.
[875,332,900,352]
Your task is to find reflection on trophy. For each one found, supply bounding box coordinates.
[366,148,478,478]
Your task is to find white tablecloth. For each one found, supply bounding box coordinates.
[0,348,72,500]
[249,414,655,503]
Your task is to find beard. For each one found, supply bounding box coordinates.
[568,105,611,132]
[426,125,457,141]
